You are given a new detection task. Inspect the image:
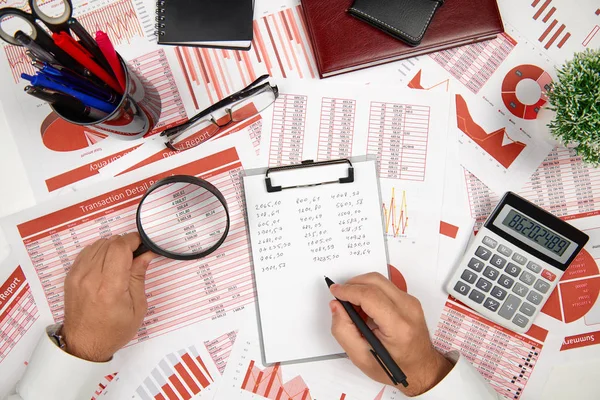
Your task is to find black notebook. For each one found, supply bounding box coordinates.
[156,0,254,49]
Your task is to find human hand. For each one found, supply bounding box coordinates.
[329,272,453,397]
[61,233,155,362]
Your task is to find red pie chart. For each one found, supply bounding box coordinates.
[501,64,552,120]
[41,112,108,152]
[541,249,600,323]
[389,264,407,292]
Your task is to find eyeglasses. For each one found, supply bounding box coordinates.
[160,74,279,151]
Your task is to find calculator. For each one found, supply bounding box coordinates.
[446,192,589,333]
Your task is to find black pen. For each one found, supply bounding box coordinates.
[25,86,108,120]
[325,276,408,387]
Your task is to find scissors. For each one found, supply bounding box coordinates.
[0,0,73,46]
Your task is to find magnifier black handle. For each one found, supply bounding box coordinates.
[133,243,150,258]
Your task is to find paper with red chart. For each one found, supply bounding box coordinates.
[214,328,404,400]
[244,159,389,363]
[0,0,316,200]
[386,28,556,195]
[0,135,258,352]
[0,256,49,399]
[99,309,250,400]
[338,0,600,193]
[257,79,452,325]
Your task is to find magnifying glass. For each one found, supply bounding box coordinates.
[132,175,230,261]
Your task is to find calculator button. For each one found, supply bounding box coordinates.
[467,258,485,272]
[482,236,498,249]
[454,281,471,296]
[526,291,543,305]
[483,298,501,312]
[476,277,492,293]
[499,295,522,320]
[512,313,529,328]
[519,271,536,286]
[475,246,492,261]
[520,302,536,317]
[534,279,551,294]
[483,266,500,281]
[505,263,522,277]
[498,274,515,289]
[469,289,485,304]
[497,244,512,257]
[512,283,529,297]
[461,270,477,284]
[491,286,508,300]
[541,269,557,282]
[527,261,542,273]
[512,253,527,265]
[490,254,507,269]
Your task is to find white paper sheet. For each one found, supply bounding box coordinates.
[0,134,259,352]
[254,78,453,330]
[0,255,51,399]
[244,159,388,363]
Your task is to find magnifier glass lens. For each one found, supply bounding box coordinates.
[138,181,228,256]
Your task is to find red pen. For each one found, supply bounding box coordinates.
[95,31,126,93]
[52,32,123,94]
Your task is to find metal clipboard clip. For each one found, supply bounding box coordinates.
[265,159,355,193]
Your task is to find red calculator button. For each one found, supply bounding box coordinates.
[541,269,556,282]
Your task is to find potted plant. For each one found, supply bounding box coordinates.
[547,48,600,164]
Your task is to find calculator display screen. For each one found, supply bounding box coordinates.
[501,209,573,258]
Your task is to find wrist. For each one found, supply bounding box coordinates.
[401,350,453,397]
[61,326,112,363]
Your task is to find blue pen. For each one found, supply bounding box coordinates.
[21,73,116,114]
[39,68,117,103]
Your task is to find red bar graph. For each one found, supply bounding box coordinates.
[135,346,214,400]
[175,5,317,111]
[531,0,571,50]
[241,360,313,400]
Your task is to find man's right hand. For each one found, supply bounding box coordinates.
[329,272,453,397]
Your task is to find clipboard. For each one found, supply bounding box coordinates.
[264,158,355,192]
[243,156,390,364]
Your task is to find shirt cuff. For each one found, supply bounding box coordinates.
[15,325,114,400]
[413,351,501,400]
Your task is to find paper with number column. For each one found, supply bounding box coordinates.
[243,159,388,363]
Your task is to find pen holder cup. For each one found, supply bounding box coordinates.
[51,55,161,140]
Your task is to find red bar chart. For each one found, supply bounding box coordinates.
[174,5,317,111]
[241,361,312,400]
[531,0,572,49]
[135,346,213,400]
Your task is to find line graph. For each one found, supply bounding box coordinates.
[382,188,409,237]
[241,361,312,400]
[407,70,450,92]
[175,5,317,110]
[75,0,143,45]
[456,94,526,168]
[135,346,213,400]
